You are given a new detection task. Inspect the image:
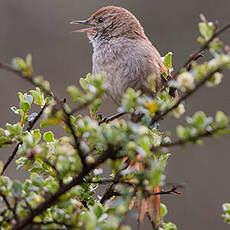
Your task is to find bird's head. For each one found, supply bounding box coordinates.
[70,6,145,45]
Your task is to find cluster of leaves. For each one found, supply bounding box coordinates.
[0,15,229,230]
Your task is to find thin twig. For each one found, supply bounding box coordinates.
[64,111,86,167]
[100,158,131,204]
[99,112,127,125]
[43,159,63,185]
[1,104,47,176]
[71,98,96,115]
[151,67,222,124]
[0,61,59,101]
[12,146,120,230]
[162,22,230,95]
[172,22,230,80]
[155,126,228,150]
[0,61,86,172]
[1,143,20,176]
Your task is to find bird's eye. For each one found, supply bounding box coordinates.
[97,17,104,23]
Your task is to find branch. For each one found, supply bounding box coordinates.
[152,185,182,196]
[99,112,127,125]
[71,98,96,115]
[162,22,230,96]
[172,22,230,80]
[12,146,120,230]
[151,67,222,124]
[1,104,47,176]
[64,111,87,167]
[43,159,63,185]
[0,61,86,171]
[0,61,59,101]
[156,126,228,149]
[0,193,18,222]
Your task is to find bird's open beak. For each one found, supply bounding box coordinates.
[70,20,95,33]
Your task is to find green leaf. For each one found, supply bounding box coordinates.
[30,88,45,106]
[163,52,173,70]
[6,123,21,136]
[79,74,92,91]
[67,85,84,103]
[32,129,41,145]
[176,125,185,139]
[199,22,214,40]
[216,111,229,128]
[20,101,30,113]
[11,181,23,196]
[40,118,61,128]
[162,222,177,230]
[223,203,230,212]
[161,203,168,218]
[30,172,43,187]
[43,131,54,143]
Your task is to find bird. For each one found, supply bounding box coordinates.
[70,5,170,228]
[70,5,171,105]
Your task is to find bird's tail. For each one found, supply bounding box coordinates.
[128,155,161,229]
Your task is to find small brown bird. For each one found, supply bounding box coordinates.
[70,5,168,104]
[71,5,167,228]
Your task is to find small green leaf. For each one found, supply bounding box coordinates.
[33,129,41,145]
[43,131,54,143]
[31,172,43,186]
[30,88,45,106]
[216,111,229,128]
[11,181,23,196]
[176,125,185,139]
[161,203,168,218]
[40,118,61,128]
[6,123,21,136]
[162,222,177,230]
[198,22,214,41]
[67,85,84,103]
[223,203,230,212]
[20,101,30,113]
[163,52,173,70]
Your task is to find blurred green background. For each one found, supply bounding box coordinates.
[0,0,230,229]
